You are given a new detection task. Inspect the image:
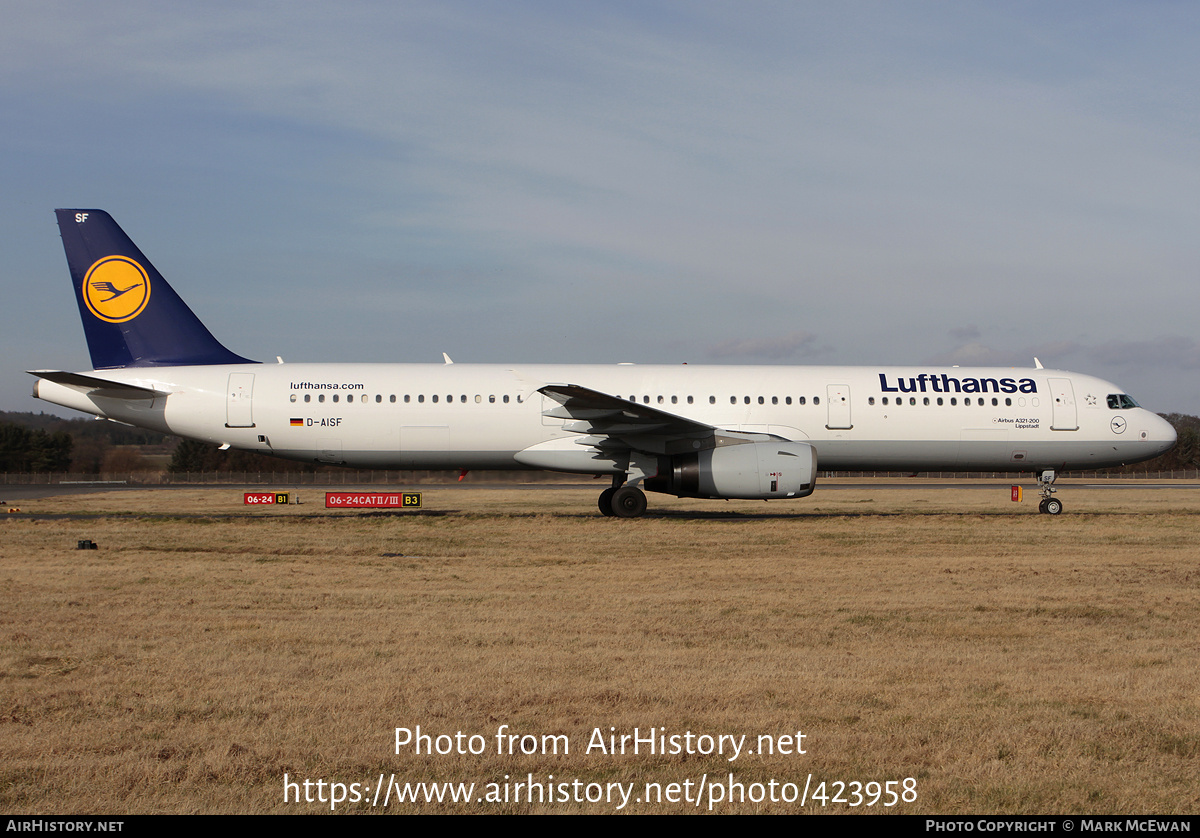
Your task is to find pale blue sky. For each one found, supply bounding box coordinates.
[4,2,1198,414]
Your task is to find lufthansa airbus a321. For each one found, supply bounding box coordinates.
[30,210,1177,517]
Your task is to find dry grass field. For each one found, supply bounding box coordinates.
[2,482,1198,814]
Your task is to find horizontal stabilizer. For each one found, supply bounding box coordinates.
[27,370,164,399]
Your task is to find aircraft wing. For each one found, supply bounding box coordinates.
[539,383,742,456]
[27,370,166,400]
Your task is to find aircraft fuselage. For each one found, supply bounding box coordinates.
[33,361,1176,474]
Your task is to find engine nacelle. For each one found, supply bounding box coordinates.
[644,441,817,500]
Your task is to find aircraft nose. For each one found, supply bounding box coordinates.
[1144,412,1177,455]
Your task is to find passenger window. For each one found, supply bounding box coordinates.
[503,395,510,403]
[304,394,311,403]
[489,395,495,403]
[910,397,916,405]
[1005,398,1012,406]
[814,397,820,405]
[937,397,943,406]
[991,398,998,406]
[671,396,678,404]
[709,396,715,404]
[289,394,296,403]
[418,395,425,403]
[376,394,382,403]
[923,397,930,406]
[318,394,325,403]
[744,396,751,404]
[432,395,438,403]
[347,394,353,403]
[391,395,397,403]
[730,396,737,404]
[798,397,806,405]
[786,396,792,405]
[869,397,875,405]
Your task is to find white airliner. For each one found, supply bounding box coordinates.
[30,210,1176,517]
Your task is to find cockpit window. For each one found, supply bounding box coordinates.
[1107,394,1140,410]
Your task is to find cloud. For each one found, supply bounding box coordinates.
[926,341,1035,367]
[707,331,828,360]
[929,335,1200,373]
[1087,336,1200,369]
[924,339,1085,368]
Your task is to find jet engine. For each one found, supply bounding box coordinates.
[643,441,817,500]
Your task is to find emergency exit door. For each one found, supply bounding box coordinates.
[226,373,255,428]
[826,384,852,429]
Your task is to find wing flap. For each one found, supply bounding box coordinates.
[538,383,725,459]
[540,383,714,440]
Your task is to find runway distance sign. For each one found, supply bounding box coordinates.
[245,492,290,505]
[325,492,422,509]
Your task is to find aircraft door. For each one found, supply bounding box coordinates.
[226,373,255,428]
[1048,377,1078,431]
[826,384,852,429]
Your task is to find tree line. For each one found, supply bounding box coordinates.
[0,411,172,473]
[0,423,73,472]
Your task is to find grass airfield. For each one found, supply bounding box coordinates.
[2,482,1199,814]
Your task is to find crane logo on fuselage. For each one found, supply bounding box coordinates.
[82,256,150,323]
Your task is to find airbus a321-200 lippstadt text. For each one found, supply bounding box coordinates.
[30,210,1176,517]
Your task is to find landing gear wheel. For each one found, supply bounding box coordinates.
[610,486,648,518]
[598,487,616,517]
[1035,470,1061,516]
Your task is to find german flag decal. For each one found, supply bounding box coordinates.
[290,418,303,426]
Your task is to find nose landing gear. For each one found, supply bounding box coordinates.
[1036,470,1062,514]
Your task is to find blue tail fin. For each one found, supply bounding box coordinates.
[56,209,257,369]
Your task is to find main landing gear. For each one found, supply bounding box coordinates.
[1036,470,1062,515]
[598,474,648,518]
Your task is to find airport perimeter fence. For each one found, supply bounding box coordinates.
[3,469,1199,486]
